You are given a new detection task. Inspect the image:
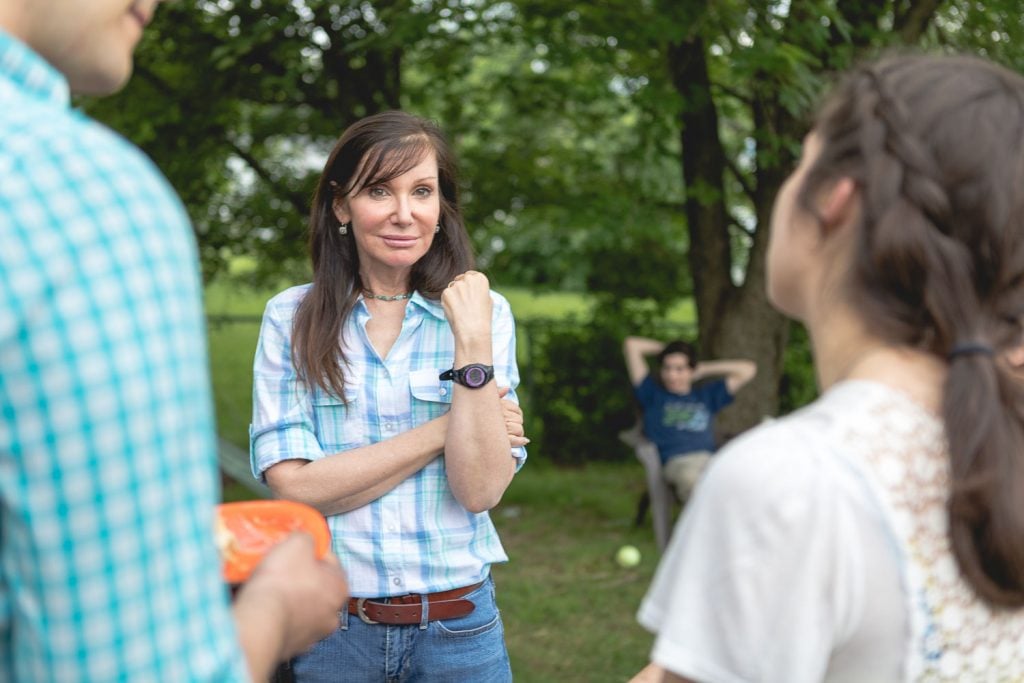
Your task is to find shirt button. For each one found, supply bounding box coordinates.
[439,387,447,396]
[393,577,402,586]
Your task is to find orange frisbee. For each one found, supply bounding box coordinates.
[215,500,331,584]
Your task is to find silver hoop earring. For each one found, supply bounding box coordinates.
[434,223,440,234]
[338,222,349,236]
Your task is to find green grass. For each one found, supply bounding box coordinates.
[207,317,261,448]
[500,288,594,319]
[491,460,661,681]
[204,278,278,317]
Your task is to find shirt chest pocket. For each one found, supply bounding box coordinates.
[310,385,365,452]
[409,368,453,421]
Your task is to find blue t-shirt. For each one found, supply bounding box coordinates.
[634,375,734,464]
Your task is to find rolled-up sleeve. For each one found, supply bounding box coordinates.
[250,291,324,481]
[491,292,527,469]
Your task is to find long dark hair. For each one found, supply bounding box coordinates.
[801,54,1024,607]
[292,111,475,400]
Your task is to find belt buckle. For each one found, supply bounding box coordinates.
[356,598,380,625]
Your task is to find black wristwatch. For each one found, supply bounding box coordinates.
[439,363,495,389]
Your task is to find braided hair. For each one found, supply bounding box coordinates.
[799,54,1024,607]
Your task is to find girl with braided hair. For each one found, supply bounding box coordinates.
[632,54,1024,683]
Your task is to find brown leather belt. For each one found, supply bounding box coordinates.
[347,581,482,625]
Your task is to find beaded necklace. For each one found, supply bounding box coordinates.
[363,290,413,301]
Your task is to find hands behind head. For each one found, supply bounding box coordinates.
[238,532,348,661]
[441,271,493,343]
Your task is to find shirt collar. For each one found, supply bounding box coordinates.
[409,291,446,321]
[0,29,71,107]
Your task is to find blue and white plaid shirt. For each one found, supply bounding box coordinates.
[251,285,526,597]
[0,31,248,681]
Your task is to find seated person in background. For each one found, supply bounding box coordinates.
[623,336,757,505]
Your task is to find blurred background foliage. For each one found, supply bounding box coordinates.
[85,0,1024,463]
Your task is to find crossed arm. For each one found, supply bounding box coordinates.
[260,274,526,517]
[262,393,525,517]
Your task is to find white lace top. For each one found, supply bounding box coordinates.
[638,380,1024,682]
[845,382,1024,680]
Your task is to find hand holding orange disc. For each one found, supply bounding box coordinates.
[216,500,331,584]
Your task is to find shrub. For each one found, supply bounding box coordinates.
[779,322,818,415]
[525,296,691,465]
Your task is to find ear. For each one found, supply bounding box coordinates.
[332,197,350,225]
[1006,343,1024,370]
[819,177,858,232]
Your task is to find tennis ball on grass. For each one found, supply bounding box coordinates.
[615,544,641,568]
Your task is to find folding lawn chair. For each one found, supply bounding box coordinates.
[619,421,673,552]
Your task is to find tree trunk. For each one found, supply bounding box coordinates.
[668,36,791,437]
[665,0,942,440]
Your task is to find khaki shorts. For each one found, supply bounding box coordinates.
[662,451,713,505]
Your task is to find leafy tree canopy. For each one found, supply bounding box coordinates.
[84,0,1024,431]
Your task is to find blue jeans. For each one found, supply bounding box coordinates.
[289,576,512,682]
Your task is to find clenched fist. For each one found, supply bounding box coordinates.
[441,270,493,349]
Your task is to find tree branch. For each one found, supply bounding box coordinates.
[724,154,756,204]
[711,81,753,106]
[226,139,310,217]
[133,63,175,99]
[652,200,686,213]
[135,64,311,217]
[728,214,754,238]
[894,0,942,43]
[814,0,887,64]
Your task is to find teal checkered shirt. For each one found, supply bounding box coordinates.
[0,31,248,681]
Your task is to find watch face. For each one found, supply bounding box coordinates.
[463,365,488,387]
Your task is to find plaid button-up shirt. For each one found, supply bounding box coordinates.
[0,31,248,682]
[251,285,526,597]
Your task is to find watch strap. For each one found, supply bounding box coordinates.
[439,363,495,388]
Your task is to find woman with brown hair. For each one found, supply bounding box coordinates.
[250,111,527,681]
[634,54,1024,682]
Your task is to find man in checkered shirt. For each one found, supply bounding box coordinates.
[0,1,347,680]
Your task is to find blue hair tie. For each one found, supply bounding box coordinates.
[948,343,994,361]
